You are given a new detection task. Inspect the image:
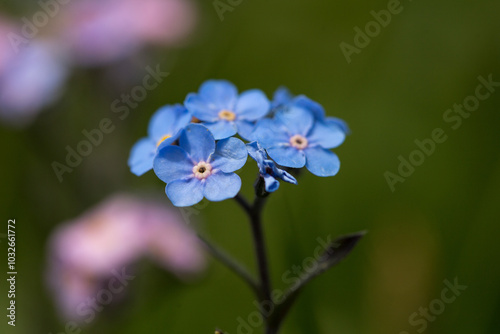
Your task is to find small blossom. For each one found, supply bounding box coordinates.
[153,124,248,207]
[128,104,192,176]
[246,141,297,193]
[252,106,345,177]
[270,87,350,134]
[184,80,270,140]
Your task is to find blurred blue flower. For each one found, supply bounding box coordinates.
[153,124,248,207]
[128,104,191,176]
[270,87,350,134]
[247,141,297,193]
[184,80,270,140]
[252,106,345,177]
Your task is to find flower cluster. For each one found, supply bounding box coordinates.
[129,80,348,207]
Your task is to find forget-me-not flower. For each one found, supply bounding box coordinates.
[153,124,248,207]
[128,104,191,176]
[247,141,297,193]
[184,80,270,140]
[252,106,345,177]
[271,87,350,134]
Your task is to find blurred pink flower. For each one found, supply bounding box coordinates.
[57,0,197,66]
[0,0,197,125]
[0,40,68,126]
[46,194,205,321]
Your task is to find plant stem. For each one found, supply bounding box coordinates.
[250,197,272,303]
[198,235,259,295]
[235,194,274,332]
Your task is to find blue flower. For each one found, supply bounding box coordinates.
[153,124,248,207]
[252,106,345,177]
[247,141,297,193]
[128,104,191,176]
[184,80,270,140]
[271,87,350,134]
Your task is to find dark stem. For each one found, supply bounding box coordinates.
[250,197,272,303]
[234,194,273,331]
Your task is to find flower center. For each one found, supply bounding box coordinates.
[156,134,172,147]
[289,134,308,150]
[192,161,213,180]
[218,110,236,121]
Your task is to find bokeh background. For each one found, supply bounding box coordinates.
[1,0,500,333]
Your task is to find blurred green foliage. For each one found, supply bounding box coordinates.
[1,0,500,333]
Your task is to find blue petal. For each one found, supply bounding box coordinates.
[307,121,346,149]
[166,177,204,207]
[267,145,306,168]
[272,86,293,109]
[199,80,238,110]
[293,95,326,120]
[272,166,298,185]
[179,124,215,161]
[326,117,350,134]
[305,147,340,177]
[235,89,270,121]
[147,104,191,140]
[153,145,194,183]
[246,141,266,166]
[211,137,248,173]
[202,120,237,140]
[128,138,156,176]
[251,118,289,148]
[184,93,218,122]
[156,135,178,151]
[203,172,241,202]
[274,106,314,136]
[236,119,256,141]
[263,174,280,193]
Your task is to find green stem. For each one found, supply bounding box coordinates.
[198,235,259,295]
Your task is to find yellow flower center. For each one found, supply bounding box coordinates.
[289,134,308,150]
[218,110,236,121]
[156,134,172,147]
[193,161,213,180]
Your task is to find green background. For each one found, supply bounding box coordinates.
[1,0,500,333]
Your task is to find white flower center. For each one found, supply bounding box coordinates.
[289,134,308,150]
[192,161,213,180]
